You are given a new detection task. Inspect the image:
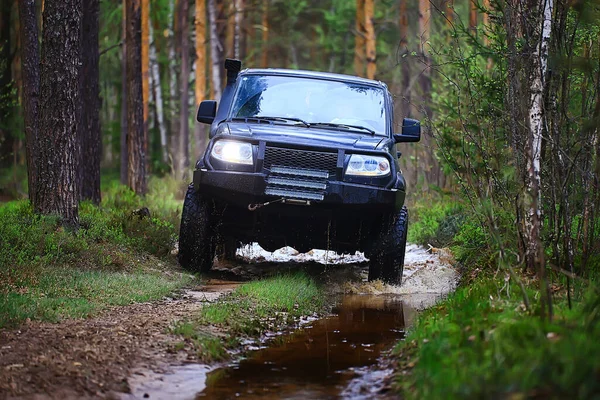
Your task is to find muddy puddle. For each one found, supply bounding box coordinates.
[125,244,457,400]
[127,293,429,400]
[198,294,416,399]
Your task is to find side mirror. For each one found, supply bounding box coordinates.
[197,100,217,124]
[393,118,421,143]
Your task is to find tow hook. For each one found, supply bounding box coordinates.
[248,198,284,211]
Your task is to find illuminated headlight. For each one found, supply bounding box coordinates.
[346,154,390,176]
[211,140,254,165]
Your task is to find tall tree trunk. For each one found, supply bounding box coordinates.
[398,0,410,118]
[469,0,477,32]
[80,0,101,204]
[194,0,207,156]
[149,22,168,163]
[18,0,39,203]
[177,0,190,179]
[0,0,14,168]
[260,0,268,68]
[525,0,553,320]
[142,0,149,172]
[445,0,454,26]
[120,0,128,185]
[225,0,234,59]
[126,0,147,195]
[364,0,376,79]
[36,0,83,227]
[418,0,436,186]
[208,0,222,100]
[233,0,243,59]
[354,0,365,77]
[168,0,179,168]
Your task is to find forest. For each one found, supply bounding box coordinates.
[1,0,600,398]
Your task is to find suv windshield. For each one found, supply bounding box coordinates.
[229,74,387,135]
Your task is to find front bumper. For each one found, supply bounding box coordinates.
[193,169,405,211]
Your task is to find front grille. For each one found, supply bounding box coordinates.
[263,147,338,177]
[264,165,328,202]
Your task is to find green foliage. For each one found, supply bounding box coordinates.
[407,197,464,247]
[0,177,192,327]
[395,278,600,399]
[170,323,230,362]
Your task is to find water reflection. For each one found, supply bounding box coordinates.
[197,295,413,399]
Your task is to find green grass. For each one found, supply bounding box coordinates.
[171,273,326,361]
[0,176,193,328]
[393,278,600,399]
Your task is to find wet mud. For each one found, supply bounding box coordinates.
[197,294,414,399]
[124,243,458,400]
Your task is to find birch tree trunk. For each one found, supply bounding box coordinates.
[168,0,179,167]
[525,0,553,320]
[18,0,39,204]
[208,0,222,101]
[36,0,83,227]
[126,0,147,195]
[234,0,243,59]
[149,22,168,163]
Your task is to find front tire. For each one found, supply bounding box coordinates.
[178,185,216,273]
[368,206,409,285]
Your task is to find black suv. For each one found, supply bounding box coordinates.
[179,59,420,284]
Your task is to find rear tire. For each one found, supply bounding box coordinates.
[178,185,216,273]
[368,206,409,285]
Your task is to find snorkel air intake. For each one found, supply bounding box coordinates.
[225,58,242,85]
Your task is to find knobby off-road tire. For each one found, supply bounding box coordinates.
[368,206,409,285]
[178,185,216,273]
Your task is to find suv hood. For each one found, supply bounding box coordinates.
[225,122,386,150]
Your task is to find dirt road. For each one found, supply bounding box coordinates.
[0,245,457,399]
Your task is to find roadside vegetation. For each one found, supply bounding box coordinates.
[171,273,326,362]
[0,174,194,328]
[397,198,600,399]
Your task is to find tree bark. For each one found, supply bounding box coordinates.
[126,0,147,195]
[120,0,128,185]
[177,0,190,179]
[469,0,477,33]
[0,0,14,168]
[260,0,268,68]
[36,0,83,227]
[18,0,39,203]
[233,0,243,59]
[194,0,207,156]
[398,0,410,118]
[354,0,365,77]
[80,0,101,204]
[208,0,222,100]
[168,0,179,168]
[364,0,376,79]
[149,21,168,163]
[141,0,149,171]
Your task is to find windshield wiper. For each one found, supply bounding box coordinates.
[231,116,310,128]
[311,122,375,135]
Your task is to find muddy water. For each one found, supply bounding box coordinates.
[197,294,415,399]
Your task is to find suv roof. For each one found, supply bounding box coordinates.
[238,68,388,90]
